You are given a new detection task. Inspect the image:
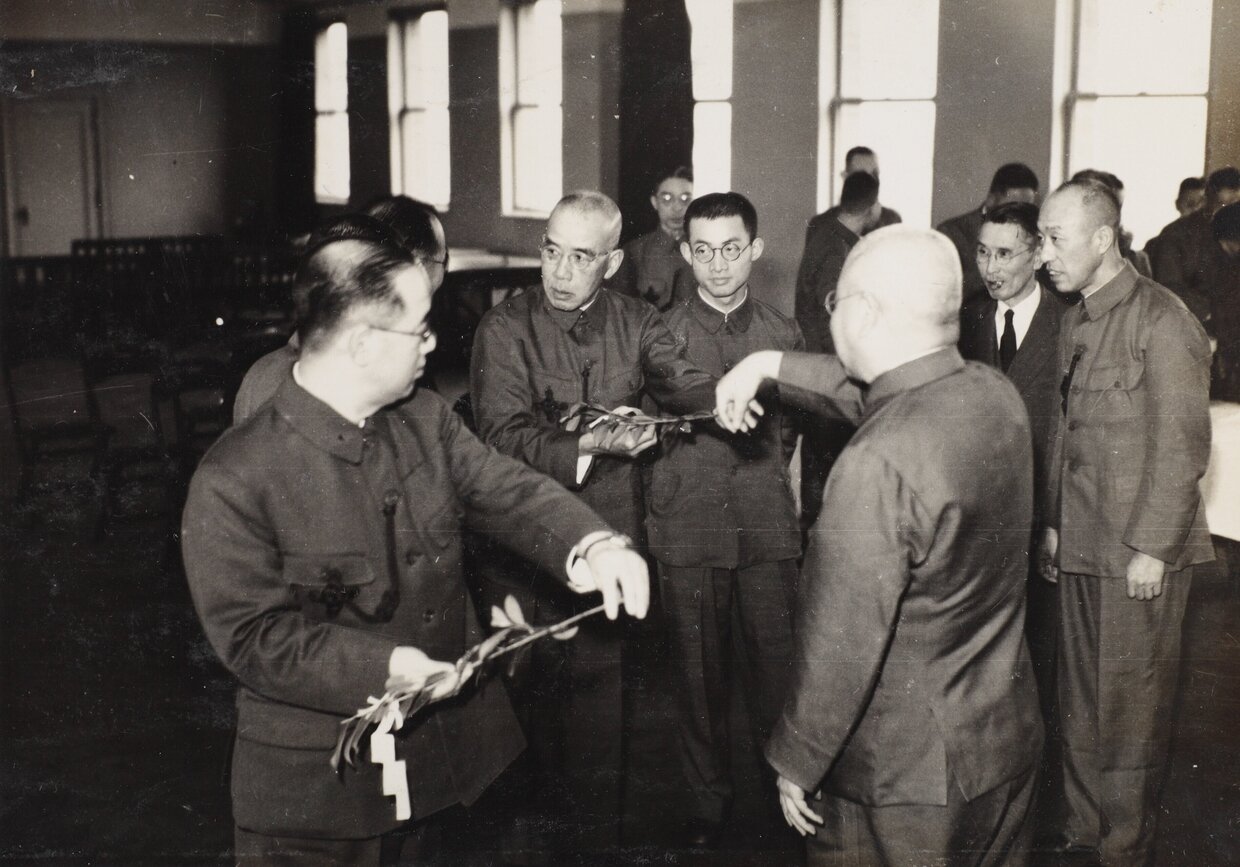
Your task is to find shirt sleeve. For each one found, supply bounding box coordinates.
[439,400,613,577]
[1123,305,1213,562]
[764,446,929,792]
[776,352,865,426]
[639,309,717,413]
[470,310,583,489]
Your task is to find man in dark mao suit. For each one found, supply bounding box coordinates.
[470,190,715,857]
[715,226,1044,866]
[182,236,650,865]
[1037,179,1213,866]
[958,201,1066,711]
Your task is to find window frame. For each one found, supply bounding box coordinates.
[686,0,734,197]
[499,0,563,219]
[314,19,351,206]
[387,7,451,210]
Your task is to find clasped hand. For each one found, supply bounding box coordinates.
[579,406,657,457]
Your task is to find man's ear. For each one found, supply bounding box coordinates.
[345,323,373,366]
[1093,225,1115,255]
[604,248,625,280]
[650,195,659,212]
[680,240,694,266]
[750,237,765,261]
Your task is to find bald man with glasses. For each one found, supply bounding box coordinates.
[470,190,715,859]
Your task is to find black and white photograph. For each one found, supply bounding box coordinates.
[1,0,1238,864]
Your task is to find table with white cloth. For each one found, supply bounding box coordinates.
[1202,401,1240,542]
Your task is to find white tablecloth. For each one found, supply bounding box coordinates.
[1202,402,1240,542]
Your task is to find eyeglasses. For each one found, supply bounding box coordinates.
[824,289,866,315]
[656,192,693,205]
[369,322,435,341]
[975,245,1036,266]
[540,237,611,271]
[420,252,449,269]
[690,241,752,264]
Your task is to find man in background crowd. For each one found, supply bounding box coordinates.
[937,162,1041,304]
[608,166,696,311]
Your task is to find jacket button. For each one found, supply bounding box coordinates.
[423,608,436,623]
[1067,420,1078,431]
[405,548,418,565]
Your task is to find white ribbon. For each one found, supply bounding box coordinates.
[369,698,411,820]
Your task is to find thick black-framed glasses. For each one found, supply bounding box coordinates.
[690,241,752,264]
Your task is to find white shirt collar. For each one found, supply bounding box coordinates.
[696,285,748,316]
[993,285,1041,350]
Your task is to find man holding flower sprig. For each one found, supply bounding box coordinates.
[182,229,649,865]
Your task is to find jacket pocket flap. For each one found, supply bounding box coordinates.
[283,553,377,589]
[1083,361,1144,391]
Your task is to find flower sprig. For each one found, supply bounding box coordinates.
[558,401,717,444]
[331,595,604,774]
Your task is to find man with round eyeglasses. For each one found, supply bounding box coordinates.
[470,190,716,859]
[609,166,697,310]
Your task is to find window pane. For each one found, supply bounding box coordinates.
[516,0,563,106]
[401,109,451,209]
[692,102,732,196]
[840,0,938,99]
[513,105,562,215]
[1077,0,1211,96]
[315,21,348,113]
[1068,96,1206,247]
[686,0,733,101]
[404,11,450,109]
[835,100,935,226]
[315,113,350,204]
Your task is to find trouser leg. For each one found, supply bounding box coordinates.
[733,559,799,745]
[1095,568,1192,867]
[806,766,1036,867]
[1057,571,1103,848]
[659,563,735,823]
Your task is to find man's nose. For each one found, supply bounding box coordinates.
[554,255,574,279]
[423,330,438,355]
[710,252,728,272]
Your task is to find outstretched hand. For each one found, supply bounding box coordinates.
[715,350,783,432]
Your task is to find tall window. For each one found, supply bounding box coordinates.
[499,0,562,217]
[388,9,451,210]
[1052,0,1211,246]
[686,0,733,197]
[314,21,350,205]
[817,0,939,225]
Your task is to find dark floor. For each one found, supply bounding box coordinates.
[2,464,1239,865]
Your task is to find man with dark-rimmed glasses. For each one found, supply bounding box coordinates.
[470,190,715,859]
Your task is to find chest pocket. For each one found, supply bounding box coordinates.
[1079,360,1144,417]
[598,365,643,405]
[284,553,376,621]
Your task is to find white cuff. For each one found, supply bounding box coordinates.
[575,454,593,485]
[565,530,627,593]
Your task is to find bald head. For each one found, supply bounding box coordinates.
[829,226,961,381]
[844,225,962,333]
[1051,179,1121,234]
[551,190,623,249]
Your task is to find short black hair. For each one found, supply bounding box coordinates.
[364,195,443,261]
[295,239,415,352]
[302,214,401,255]
[1213,202,1240,243]
[989,162,1040,196]
[1057,178,1122,233]
[839,171,879,216]
[1207,166,1240,197]
[1178,176,1206,197]
[981,201,1041,243]
[652,165,693,196]
[845,146,875,166]
[1072,168,1123,193]
[683,192,758,242]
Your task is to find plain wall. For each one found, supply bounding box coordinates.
[732,0,820,316]
[932,0,1057,224]
[1208,0,1240,172]
[2,41,279,247]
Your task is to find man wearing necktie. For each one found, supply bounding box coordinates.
[957,202,1066,743]
[470,191,715,860]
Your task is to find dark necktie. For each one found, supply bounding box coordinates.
[999,309,1017,372]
